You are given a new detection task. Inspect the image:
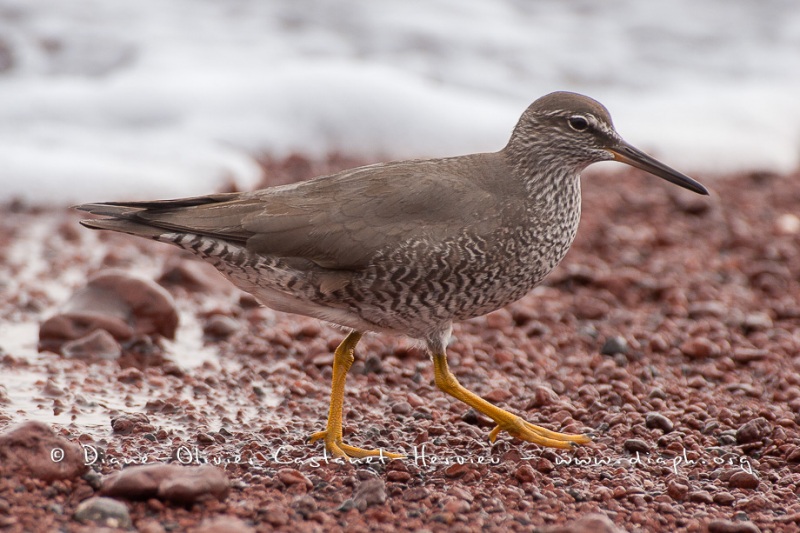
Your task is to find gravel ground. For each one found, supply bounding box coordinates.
[0,157,799,532]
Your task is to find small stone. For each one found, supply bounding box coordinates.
[736,417,772,445]
[537,513,622,533]
[402,486,430,502]
[514,464,536,483]
[391,401,413,416]
[276,468,313,491]
[100,464,229,504]
[62,329,122,360]
[645,412,674,433]
[443,463,470,479]
[111,413,155,435]
[774,213,800,235]
[528,385,560,407]
[713,492,736,506]
[600,335,628,356]
[742,312,772,332]
[688,490,713,504]
[623,439,650,454]
[707,519,761,533]
[666,481,688,501]
[352,478,386,510]
[193,515,255,533]
[74,497,131,529]
[728,471,759,490]
[203,315,240,339]
[680,337,720,359]
[386,470,412,483]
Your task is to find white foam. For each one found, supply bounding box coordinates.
[0,0,798,204]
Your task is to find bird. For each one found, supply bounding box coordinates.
[76,91,708,459]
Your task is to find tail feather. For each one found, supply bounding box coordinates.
[79,218,168,239]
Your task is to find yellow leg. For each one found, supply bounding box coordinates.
[432,351,591,449]
[308,331,404,459]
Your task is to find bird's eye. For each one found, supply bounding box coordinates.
[568,116,589,132]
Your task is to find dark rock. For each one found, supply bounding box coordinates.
[600,335,628,356]
[645,412,674,433]
[736,417,772,445]
[623,439,650,454]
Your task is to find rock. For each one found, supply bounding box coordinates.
[62,329,122,360]
[352,478,386,511]
[680,337,720,359]
[203,315,240,339]
[0,421,87,482]
[623,439,650,454]
[74,497,131,529]
[736,417,772,445]
[538,513,622,533]
[645,412,674,433]
[193,515,255,533]
[707,519,761,533]
[728,471,759,490]
[158,257,231,294]
[276,468,313,491]
[774,213,800,235]
[111,413,155,435]
[40,270,179,353]
[514,464,536,483]
[391,401,413,415]
[667,481,689,501]
[100,464,229,504]
[600,335,628,356]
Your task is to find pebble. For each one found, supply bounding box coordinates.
[600,335,628,356]
[538,513,623,533]
[688,490,714,504]
[728,471,759,490]
[736,417,772,444]
[110,413,155,435]
[276,468,313,491]
[666,481,688,501]
[680,337,720,359]
[514,464,536,483]
[0,421,87,482]
[100,464,229,504]
[623,439,650,454]
[707,520,761,533]
[203,315,240,338]
[74,497,131,529]
[193,516,255,533]
[352,478,386,510]
[774,213,800,235]
[61,329,122,360]
[713,492,736,506]
[39,270,179,353]
[645,412,674,433]
[391,401,413,416]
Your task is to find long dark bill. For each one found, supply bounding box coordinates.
[609,140,709,196]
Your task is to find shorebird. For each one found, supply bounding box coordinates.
[77,91,708,459]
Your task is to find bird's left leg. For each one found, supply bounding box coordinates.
[431,347,591,449]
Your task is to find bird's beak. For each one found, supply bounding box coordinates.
[608,140,709,195]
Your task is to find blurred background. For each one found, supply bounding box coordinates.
[0,0,798,203]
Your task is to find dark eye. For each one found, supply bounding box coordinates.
[568,116,589,132]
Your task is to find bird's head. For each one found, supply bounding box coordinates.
[507,91,708,195]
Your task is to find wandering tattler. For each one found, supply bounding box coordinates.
[76,91,708,459]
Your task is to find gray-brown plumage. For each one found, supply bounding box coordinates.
[77,91,708,458]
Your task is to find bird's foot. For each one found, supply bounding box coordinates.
[487,416,591,449]
[308,430,405,460]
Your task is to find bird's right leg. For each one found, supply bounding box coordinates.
[308,330,404,459]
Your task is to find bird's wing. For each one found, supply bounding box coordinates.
[80,155,517,271]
